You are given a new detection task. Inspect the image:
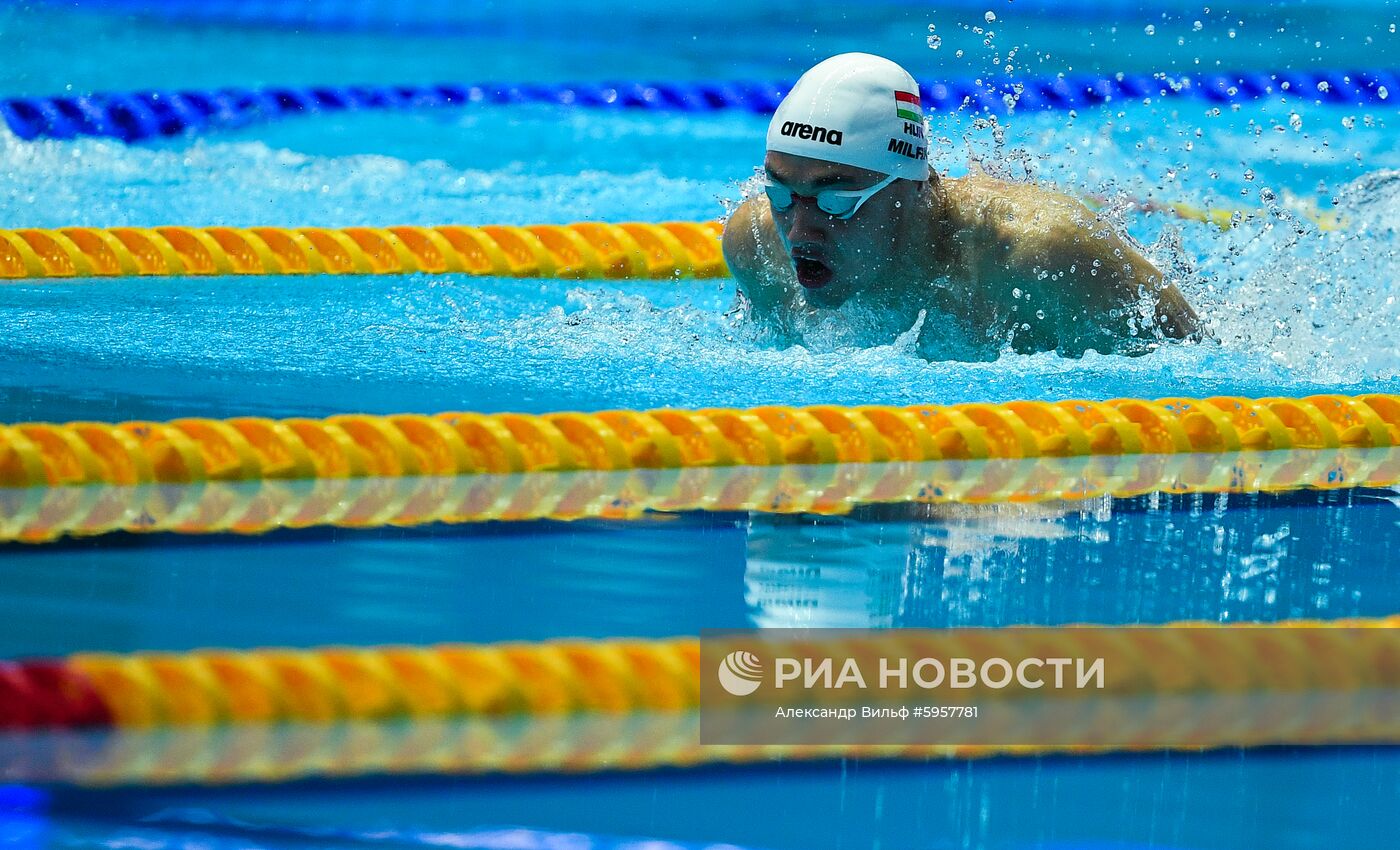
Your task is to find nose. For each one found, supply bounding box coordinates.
[784,196,828,246]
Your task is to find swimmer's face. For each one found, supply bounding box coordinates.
[764,151,922,308]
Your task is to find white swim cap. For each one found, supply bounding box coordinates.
[766,53,930,181]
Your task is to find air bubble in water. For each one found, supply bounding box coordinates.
[1144,24,1156,35]
[1193,20,1203,31]
[1380,86,1390,100]
[1317,81,1330,93]
[928,34,942,49]
[1288,112,1303,131]
[1243,168,1256,180]
[985,11,996,22]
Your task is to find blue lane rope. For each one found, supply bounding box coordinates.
[3,70,1396,143]
[58,0,1246,32]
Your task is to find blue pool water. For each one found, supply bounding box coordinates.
[3,488,1400,848]
[3,1,1400,848]
[5,71,1400,416]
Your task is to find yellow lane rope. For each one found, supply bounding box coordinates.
[3,448,1396,544]
[0,193,1342,283]
[6,618,1394,729]
[0,222,727,281]
[1086,194,1345,232]
[1,395,1397,489]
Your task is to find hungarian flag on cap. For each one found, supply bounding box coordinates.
[895,90,921,121]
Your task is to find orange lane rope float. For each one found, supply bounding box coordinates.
[2,448,1396,544]
[2,619,1395,730]
[0,222,727,281]
[1,395,1397,490]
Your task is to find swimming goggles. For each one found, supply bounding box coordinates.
[763,173,899,220]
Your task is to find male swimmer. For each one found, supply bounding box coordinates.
[722,53,1201,359]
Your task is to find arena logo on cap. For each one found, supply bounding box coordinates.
[778,121,844,145]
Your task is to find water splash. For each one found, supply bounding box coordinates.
[1,93,1398,422]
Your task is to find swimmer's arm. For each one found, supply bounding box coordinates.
[1030,214,1201,349]
[721,196,789,317]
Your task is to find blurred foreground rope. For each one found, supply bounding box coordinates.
[2,619,1395,729]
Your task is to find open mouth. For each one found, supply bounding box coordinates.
[793,256,834,289]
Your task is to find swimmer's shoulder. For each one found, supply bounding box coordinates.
[722,196,783,284]
[935,174,1021,258]
[944,173,1086,242]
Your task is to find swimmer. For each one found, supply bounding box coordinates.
[722,53,1201,359]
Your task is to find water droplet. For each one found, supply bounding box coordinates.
[1144,24,1156,35]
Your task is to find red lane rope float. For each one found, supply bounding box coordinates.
[1,395,1397,490]
[0,222,727,281]
[2,619,1395,731]
[1,447,1396,544]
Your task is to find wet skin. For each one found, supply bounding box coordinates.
[722,151,1201,359]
